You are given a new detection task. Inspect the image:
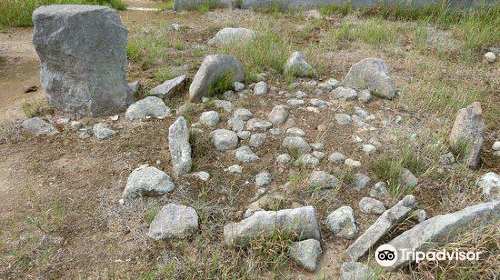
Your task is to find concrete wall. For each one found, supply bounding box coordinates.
[174,0,495,11]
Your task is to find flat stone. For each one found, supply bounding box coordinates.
[268,105,289,125]
[332,87,358,100]
[253,81,268,95]
[370,182,389,199]
[93,123,115,140]
[22,117,58,136]
[208,27,256,46]
[148,204,198,240]
[246,118,273,131]
[249,133,266,148]
[476,172,499,201]
[328,152,346,163]
[255,171,271,187]
[125,96,171,120]
[228,164,243,173]
[353,173,371,190]
[123,165,175,198]
[212,129,238,151]
[236,146,260,163]
[359,197,386,214]
[309,170,339,189]
[227,116,245,132]
[340,262,375,280]
[277,153,292,164]
[282,136,311,154]
[149,75,186,99]
[200,111,219,126]
[233,108,252,121]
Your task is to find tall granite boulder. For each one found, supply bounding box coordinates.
[32,5,133,116]
[168,117,192,177]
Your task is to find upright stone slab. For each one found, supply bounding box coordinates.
[32,5,133,116]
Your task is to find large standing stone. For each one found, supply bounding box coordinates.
[388,201,500,269]
[189,55,244,102]
[208,27,256,46]
[343,58,396,99]
[168,117,192,177]
[448,102,486,169]
[148,204,199,240]
[223,206,321,247]
[284,51,315,77]
[32,5,133,116]
[123,165,175,198]
[345,195,417,261]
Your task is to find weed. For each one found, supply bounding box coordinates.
[153,68,178,83]
[208,71,234,97]
[144,205,160,224]
[197,0,221,13]
[21,98,46,118]
[450,138,470,160]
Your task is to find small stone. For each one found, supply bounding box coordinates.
[256,171,271,187]
[234,108,253,121]
[296,154,320,168]
[335,114,352,125]
[125,96,171,120]
[253,81,268,95]
[309,98,327,108]
[284,51,315,77]
[401,168,418,188]
[311,143,324,151]
[236,146,260,163]
[302,80,317,88]
[200,111,219,126]
[312,151,325,160]
[309,170,339,189]
[119,198,125,205]
[439,152,455,165]
[207,27,256,46]
[123,165,175,198]
[332,87,357,100]
[415,209,427,223]
[228,164,243,173]
[277,153,292,164]
[345,158,361,167]
[295,90,307,98]
[168,117,192,177]
[222,90,236,100]
[268,105,289,125]
[246,118,273,131]
[359,197,386,214]
[484,52,496,63]
[357,89,372,103]
[148,204,198,240]
[370,182,389,199]
[57,117,70,125]
[492,141,500,151]
[93,123,115,140]
[249,133,266,148]
[110,115,119,121]
[214,100,234,112]
[212,129,238,151]
[22,117,58,136]
[340,262,375,280]
[70,121,82,130]
[326,206,358,239]
[287,99,306,106]
[328,152,346,163]
[395,115,403,124]
[227,117,245,133]
[353,173,371,190]
[286,127,306,136]
[237,131,251,140]
[317,124,327,132]
[362,144,376,154]
[282,136,311,154]
[344,58,396,99]
[194,171,210,181]
[290,239,322,272]
[149,75,186,99]
[476,172,499,201]
[233,82,245,92]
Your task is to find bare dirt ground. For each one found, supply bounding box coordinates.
[0,2,499,280]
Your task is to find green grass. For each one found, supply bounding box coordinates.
[197,0,222,13]
[208,71,234,97]
[153,68,178,83]
[144,205,160,224]
[0,0,127,29]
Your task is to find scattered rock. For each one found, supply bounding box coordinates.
[253,81,268,95]
[208,27,256,46]
[149,75,186,99]
[328,152,346,164]
[309,98,327,108]
[223,206,321,247]
[255,171,271,187]
[70,121,82,130]
[340,262,375,280]
[93,123,115,140]
[228,164,243,173]
[400,168,418,188]
[228,116,245,132]
[237,130,251,139]
[236,146,260,163]
[353,173,371,190]
[335,114,352,125]
[249,133,266,148]
[212,129,238,151]
[312,151,325,160]
[311,143,324,151]
[345,195,417,261]
[286,127,306,136]
[200,111,219,126]
[268,105,289,125]
[388,201,500,269]
[357,89,372,103]
[449,102,486,169]
[246,118,273,131]
[148,204,198,240]
[476,172,499,201]
[345,158,361,167]
[168,117,192,177]
[214,100,234,112]
[484,52,496,63]
[414,209,427,223]
[233,108,253,121]
[326,206,358,239]
[296,154,320,168]
[125,96,171,120]
[370,182,389,199]
[22,117,58,136]
[284,51,315,77]
[332,87,357,100]
[309,170,339,189]
[344,58,396,99]
[193,171,210,181]
[362,144,376,154]
[439,152,455,165]
[189,55,244,102]
[359,197,386,214]
[492,141,500,151]
[290,239,322,272]
[233,82,245,92]
[287,99,306,106]
[277,153,292,164]
[123,165,175,198]
[32,5,133,116]
[282,136,311,154]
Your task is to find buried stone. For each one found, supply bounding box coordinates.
[32,5,134,116]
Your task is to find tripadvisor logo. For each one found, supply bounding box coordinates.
[375,244,482,267]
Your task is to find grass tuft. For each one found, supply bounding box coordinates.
[21,98,46,118]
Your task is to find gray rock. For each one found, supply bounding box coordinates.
[208,27,256,46]
[345,195,417,261]
[370,182,389,199]
[227,116,245,133]
[400,168,418,188]
[335,114,352,125]
[277,153,292,164]
[312,151,325,160]
[388,201,500,269]
[415,209,427,222]
[311,143,324,151]
[476,172,499,201]
[484,51,496,63]
[439,152,455,165]
[328,152,346,163]
[123,165,175,198]
[189,55,244,102]
[148,204,198,240]
[326,206,358,239]
[282,136,311,154]
[228,164,243,173]
[93,123,115,140]
[284,51,315,77]
[359,197,386,214]
[70,120,82,130]
[233,82,245,92]
[290,239,322,272]
[332,87,358,101]
[253,81,268,95]
[249,133,266,148]
[255,171,271,187]
[309,170,339,189]
[150,75,186,99]
[212,129,238,151]
[309,98,327,108]
[33,5,133,116]
[362,144,376,154]
[268,105,289,125]
[128,81,141,95]
[448,102,485,169]
[353,173,371,190]
[22,117,57,136]
[246,118,273,131]
[200,111,219,126]
[286,127,306,136]
[233,108,252,121]
[194,171,210,181]
[168,117,192,177]
[236,146,260,163]
[357,89,372,103]
[317,78,338,91]
[340,262,375,280]
[492,141,500,151]
[237,130,251,139]
[214,100,234,112]
[223,206,321,247]
[296,154,320,168]
[344,58,396,99]
[125,96,171,120]
[345,158,361,167]
[287,99,306,106]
